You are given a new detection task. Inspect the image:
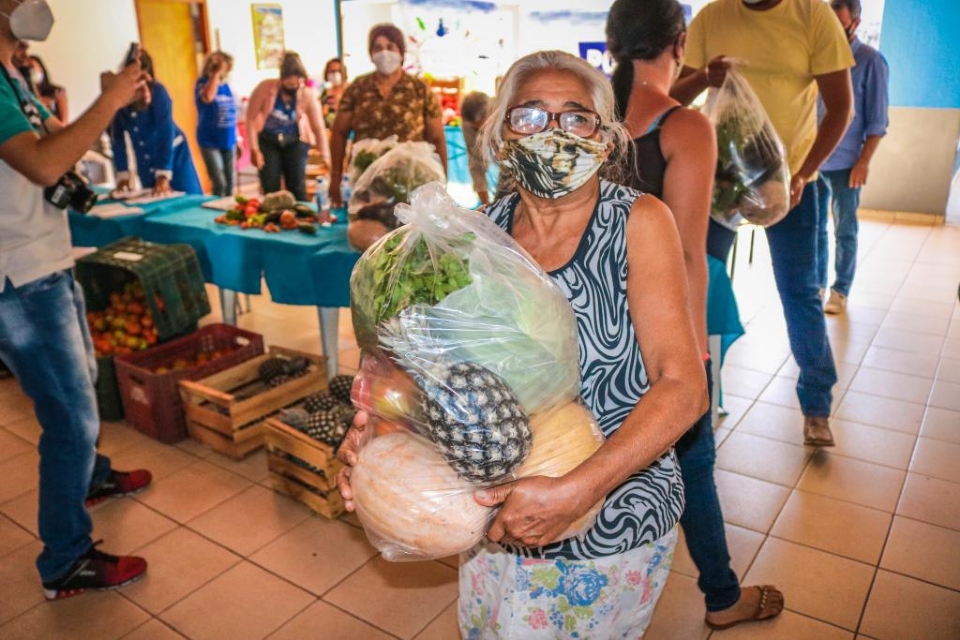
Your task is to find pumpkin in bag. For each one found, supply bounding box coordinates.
[351,431,493,561]
[515,400,605,541]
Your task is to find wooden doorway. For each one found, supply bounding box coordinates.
[134,0,210,191]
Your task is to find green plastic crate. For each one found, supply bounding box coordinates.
[75,237,211,342]
[95,355,124,421]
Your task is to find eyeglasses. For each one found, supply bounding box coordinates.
[504,106,602,138]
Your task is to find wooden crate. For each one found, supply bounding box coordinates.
[179,347,326,459]
[263,416,345,519]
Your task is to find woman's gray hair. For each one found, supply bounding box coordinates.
[479,50,630,183]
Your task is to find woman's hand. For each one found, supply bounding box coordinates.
[475,475,586,548]
[115,178,131,192]
[152,175,172,196]
[336,409,374,512]
[251,149,264,170]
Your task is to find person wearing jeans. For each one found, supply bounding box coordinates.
[246,51,329,202]
[768,180,839,418]
[817,168,859,302]
[196,51,237,196]
[0,1,152,600]
[817,0,890,314]
[608,0,784,627]
[675,0,854,447]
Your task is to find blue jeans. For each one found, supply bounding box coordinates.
[200,146,236,197]
[816,170,860,297]
[0,272,111,582]
[676,361,741,612]
[258,133,309,202]
[767,181,838,417]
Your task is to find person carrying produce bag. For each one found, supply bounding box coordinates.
[338,50,707,639]
[673,0,854,447]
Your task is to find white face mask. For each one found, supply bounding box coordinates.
[326,71,343,86]
[371,49,402,75]
[0,0,54,42]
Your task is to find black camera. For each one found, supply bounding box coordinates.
[44,171,98,213]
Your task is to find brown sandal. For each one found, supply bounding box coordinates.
[704,585,784,631]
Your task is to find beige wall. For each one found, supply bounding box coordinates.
[859,107,960,217]
[28,0,339,120]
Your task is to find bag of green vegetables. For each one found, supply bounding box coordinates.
[705,69,790,230]
[346,182,601,561]
[350,181,580,415]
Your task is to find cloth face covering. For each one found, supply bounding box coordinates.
[500,128,607,199]
[371,50,402,75]
[0,0,54,42]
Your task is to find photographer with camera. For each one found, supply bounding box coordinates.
[0,0,155,600]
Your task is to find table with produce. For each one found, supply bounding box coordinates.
[69,189,357,378]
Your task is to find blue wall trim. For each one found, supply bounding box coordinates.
[880,0,960,109]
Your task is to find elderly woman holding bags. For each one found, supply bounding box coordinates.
[338,50,706,638]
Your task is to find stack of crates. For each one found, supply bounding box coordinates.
[75,236,212,421]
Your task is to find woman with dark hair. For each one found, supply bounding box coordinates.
[195,50,237,196]
[26,54,66,121]
[607,0,783,630]
[109,48,202,195]
[320,57,347,128]
[328,23,447,208]
[246,51,330,201]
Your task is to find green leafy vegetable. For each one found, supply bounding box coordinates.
[350,227,475,349]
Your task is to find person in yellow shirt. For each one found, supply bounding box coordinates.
[673,0,853,448]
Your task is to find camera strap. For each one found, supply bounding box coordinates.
[1,63,48,134]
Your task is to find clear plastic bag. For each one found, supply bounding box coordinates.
[705,69,791,229]
[347,142,446,228]
[346,183,604,560]
[348,135,398,183]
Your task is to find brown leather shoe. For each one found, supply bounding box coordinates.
[803,416,835,447]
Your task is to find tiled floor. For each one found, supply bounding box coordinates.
[1,213,959,639]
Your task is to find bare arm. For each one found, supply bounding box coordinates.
[671,57,730,106]
[54,89,68,123]
[246,82,267,169]
[0,65,144,186]
[480,197,708,547]
[424,114,447,175]
[304,88,331,166]
[661,108,716,355]
[198,72,221,104]
[791,69,853,205]
[328,109,353,206]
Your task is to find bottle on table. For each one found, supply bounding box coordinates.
[316,176,331,212]
[340,175,352,208]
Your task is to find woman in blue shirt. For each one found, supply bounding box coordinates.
[246,52,329,202]
[109,49,202,195]
[195,51,237,196]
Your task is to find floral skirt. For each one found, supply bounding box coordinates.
[459,526,677,639]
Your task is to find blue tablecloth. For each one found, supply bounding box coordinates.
[706,254,744,363]
[445,125,499,208]
[69,194,210,247]
[138,204,349,305]
[308,235,361,308]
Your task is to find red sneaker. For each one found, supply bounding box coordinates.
[85,469,153,508]
[42,541,147,600]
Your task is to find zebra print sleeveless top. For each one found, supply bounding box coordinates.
[485,179,684,560]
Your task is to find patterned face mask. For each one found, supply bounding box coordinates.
[500,128,607,199]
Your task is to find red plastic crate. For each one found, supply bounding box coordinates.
[114,324,264,442]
